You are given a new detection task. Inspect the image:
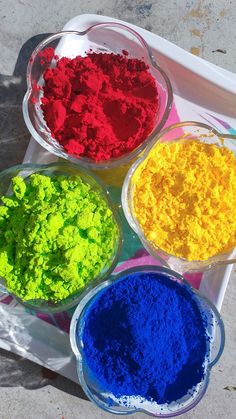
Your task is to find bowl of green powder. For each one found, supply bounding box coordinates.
[0,162,122,313]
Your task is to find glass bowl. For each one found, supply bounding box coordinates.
[0,162,122,313]
[70,265,225,417]
[22,22,172,170]
[122,121,236,274]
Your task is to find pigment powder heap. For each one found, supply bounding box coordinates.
[80,271,209,407]
[40,51,158,162]
[132,140,236,261]
[0,173,118,301]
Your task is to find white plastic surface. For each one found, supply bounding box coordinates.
[0,13,234,380]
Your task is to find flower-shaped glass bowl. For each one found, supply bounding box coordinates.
[70,265,225,417]
[22,22,172,170]
[0,162,122,313]
[122,121,236,274]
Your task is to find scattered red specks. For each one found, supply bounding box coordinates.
[38,47,58,65]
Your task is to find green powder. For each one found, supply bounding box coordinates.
[0,173,119,302]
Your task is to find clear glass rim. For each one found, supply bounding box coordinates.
[0,161,123,313]
[69,265,225,417]
[22,22,173,169]
[121,121,236,271]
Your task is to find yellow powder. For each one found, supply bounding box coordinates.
[132,140,236,261]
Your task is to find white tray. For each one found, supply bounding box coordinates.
[0,13,235,382]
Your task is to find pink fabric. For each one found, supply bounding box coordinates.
[0,295,13,305]
[115,249,203,290]
[53,312,71,333]
[162,102,184,139]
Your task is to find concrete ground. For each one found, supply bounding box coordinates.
[0,0,236,418]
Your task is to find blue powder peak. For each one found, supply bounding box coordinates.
[80,272,208,404]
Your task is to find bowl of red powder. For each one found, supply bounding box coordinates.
[22,22,172,169]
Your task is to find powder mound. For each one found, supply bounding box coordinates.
[40,52,159,162]
[81,272,208,405]
[132,140,236,261]
[0,174,118,302]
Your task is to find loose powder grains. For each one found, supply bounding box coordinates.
[40,52,158,162]
[132,140,236,261]
[0,174,118,301]
[81,271,208,405]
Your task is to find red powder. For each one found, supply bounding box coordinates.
[39,47,58,65]
[41,52,158,162]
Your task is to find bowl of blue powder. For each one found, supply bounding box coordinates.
[70,266,225,416]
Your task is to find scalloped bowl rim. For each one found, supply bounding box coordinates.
[0,161,123,313]
[69,265,225,417]
[121,121,236,272]
[22,22,173,169]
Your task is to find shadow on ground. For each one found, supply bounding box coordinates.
[0,348,87,401]
[0,34,52,171]
[0,34,88,402]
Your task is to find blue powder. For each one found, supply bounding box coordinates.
[80,272,208,404]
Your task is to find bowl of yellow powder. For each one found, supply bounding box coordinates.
[122,121,236,273]
[0,162,122,313]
